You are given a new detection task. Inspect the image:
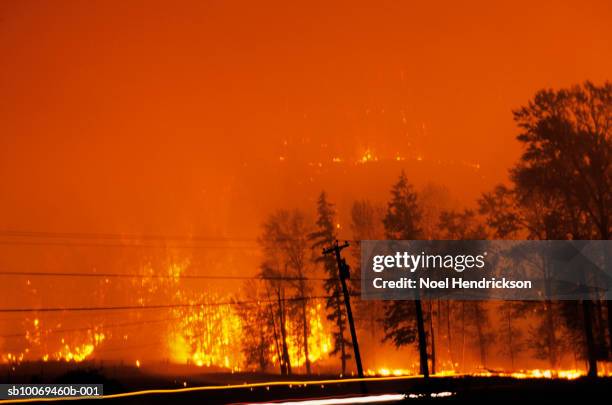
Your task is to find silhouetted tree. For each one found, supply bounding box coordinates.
[258,209,316,375]
[438,209,486,240]
[418,183,455,240]
[480,190,570,371]
[383,171,422,240]
[512,81,611,240]
[482,81,611,376]
[258,210,298,375]
[285,211,315,376]
[381,171,429,376]
[309,192,351,376]
[349,200,385,339]
[512,82,611,372]
[497,302,525,370]
[259,262,292,375]
[438,209,494,370]
[236,284,275,371]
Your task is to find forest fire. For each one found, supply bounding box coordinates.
[131,259,334,372]
[1,318,106,365]
[167,301,243,370]
[364,368,611,380]
[273,304,332,368]
[166,301,332,371]
[0,3,611,401]
[33,321,105,364]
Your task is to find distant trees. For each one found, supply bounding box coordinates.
[258,209,312,375]
[438,209,486,240]
[383,171,422,241]
[418,183,454,240]
[309,192,352,376]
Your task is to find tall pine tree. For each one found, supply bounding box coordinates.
[309,191,352,376]
[381,171,429,377]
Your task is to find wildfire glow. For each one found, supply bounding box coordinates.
[359,150,377,163]
[1,317,106,364]
[275,304,332,368]
[167,300,243,370]
[4,262,609,380]
[365,368,611,380]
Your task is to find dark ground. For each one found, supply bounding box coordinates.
[2,363,611,404]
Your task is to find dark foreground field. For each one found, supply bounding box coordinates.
[2,364,612,404]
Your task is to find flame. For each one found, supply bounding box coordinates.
[272,303,332,368]
[359,150,377,163]
[366,367,612,380]
[1,318,106,364]
[366,368,412,377]
[165,301,332,371]
[167,299,243,371]
[129,260,334,372]
[485,369,604,380]
[45,328,105,363]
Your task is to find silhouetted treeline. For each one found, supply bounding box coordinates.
[239,81,610,377]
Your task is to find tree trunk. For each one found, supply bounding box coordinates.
[595,300,607,358]
[267,291,284,375]
[473,303,487,368]
[278,290,292,375]
[582,299,598,377]
[415,299,429,377]
[446,301,454,370]
[605,245,612,355]
[607,301,612,356]
[506,306,515,370]
[301,300,311,375]
[544,300,558,370]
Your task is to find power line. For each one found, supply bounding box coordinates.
[0,309,161,322]
[0,240,260,249]
[0,315,184,339]
[0,230,259,242]
[0,294,340,314]
[0,230,357,244]
[92,339,168,354]
[0,271,329,281]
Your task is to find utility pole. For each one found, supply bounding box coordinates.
[323,240,364,379]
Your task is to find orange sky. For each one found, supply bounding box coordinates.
[1,0,611,237]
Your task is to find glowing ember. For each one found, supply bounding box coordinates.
[359,150,377,163]
[366,368,412,377]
